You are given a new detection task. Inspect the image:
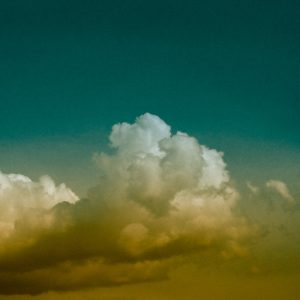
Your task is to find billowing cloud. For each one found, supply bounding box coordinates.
[0,172,78,239]
[0,113,254,295]
[266,180,295,204]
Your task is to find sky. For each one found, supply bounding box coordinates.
[0,0,299,299]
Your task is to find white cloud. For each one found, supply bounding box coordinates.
[0,171,79,238]
[90,113,250,256]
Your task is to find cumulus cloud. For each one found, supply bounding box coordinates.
[266,180,295,204]
[0,172,78,239]
[0,113,253,295]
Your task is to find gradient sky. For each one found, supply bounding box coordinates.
[0,1,300,299]
[1,0,300,195]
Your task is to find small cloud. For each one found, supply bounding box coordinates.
[0,171,79,239]
[246,181,259,194]
[266,180,295,204]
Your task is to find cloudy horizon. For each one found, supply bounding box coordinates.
[0,113,299,298]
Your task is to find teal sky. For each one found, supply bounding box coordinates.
[0,0,299,194]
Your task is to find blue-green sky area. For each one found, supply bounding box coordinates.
[0,0,299,194]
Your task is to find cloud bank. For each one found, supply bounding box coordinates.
[0,113,254,294]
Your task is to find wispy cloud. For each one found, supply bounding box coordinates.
[266,179,295,204]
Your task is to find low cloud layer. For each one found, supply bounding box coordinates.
[0,113,292,295]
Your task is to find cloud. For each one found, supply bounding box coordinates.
[246,181,259,194]
[236,178,300,280]
[0,172,78,239]
[0,113,253,295]
[266,180,295,204]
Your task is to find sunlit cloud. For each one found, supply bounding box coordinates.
[0,172,78,239]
